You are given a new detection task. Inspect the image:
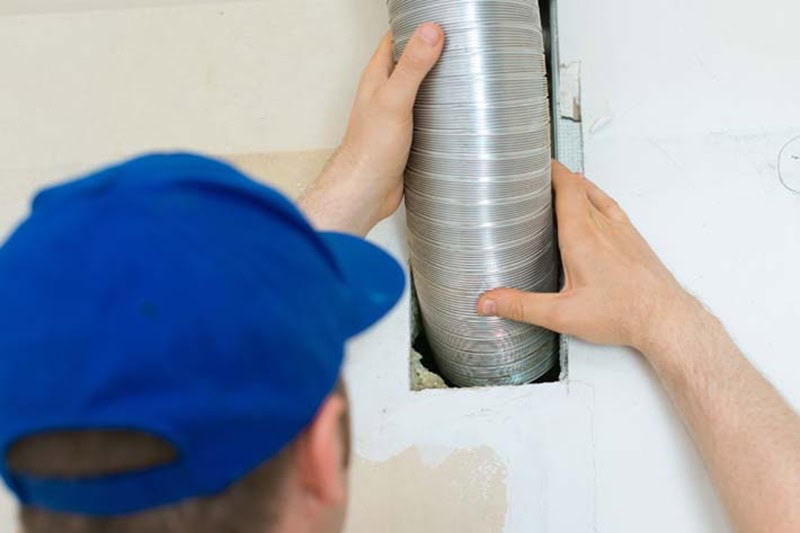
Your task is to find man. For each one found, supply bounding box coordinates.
[0,22,797,533]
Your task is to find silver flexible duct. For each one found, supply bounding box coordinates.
[387,0,558,387]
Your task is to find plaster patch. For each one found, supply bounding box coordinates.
[346,446,508,533]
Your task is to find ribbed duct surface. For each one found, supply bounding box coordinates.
[388,0,559,386]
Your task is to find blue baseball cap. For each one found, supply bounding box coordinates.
[0,153,405,516]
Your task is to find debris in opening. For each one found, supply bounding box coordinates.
[410,348,448,391]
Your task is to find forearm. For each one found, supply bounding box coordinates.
[478,165,800,531]
[298,150,382,238]
[644,298,800,533]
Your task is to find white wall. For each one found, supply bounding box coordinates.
[1,1,798,532]
[559,1,800,530]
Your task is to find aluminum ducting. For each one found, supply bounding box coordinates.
[388,0,559,386]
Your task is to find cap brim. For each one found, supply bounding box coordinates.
[318,232,406,337]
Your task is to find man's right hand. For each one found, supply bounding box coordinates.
[477,160,698,354]
[478,160,800,533]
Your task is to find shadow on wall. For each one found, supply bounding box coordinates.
[346,447,509,533]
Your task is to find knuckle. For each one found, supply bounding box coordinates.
[399,58,425,79]
[400,44,431,73]
[504,297,529,323]
[611,205,630,223]
[356,85,377,106]
[357,67,372,86]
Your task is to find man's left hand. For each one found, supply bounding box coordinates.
[300,24,444,236]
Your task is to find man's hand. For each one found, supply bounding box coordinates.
[480,160,800,533]
[299,24,444,237]
[477,160,694,353]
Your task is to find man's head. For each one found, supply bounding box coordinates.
[0,154,405,532]
[6,381,351,533]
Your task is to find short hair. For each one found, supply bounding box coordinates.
[6,380,350,533]
[7,429,295,533]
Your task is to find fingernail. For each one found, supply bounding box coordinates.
[418,23,441,46]
[479,298,497,316]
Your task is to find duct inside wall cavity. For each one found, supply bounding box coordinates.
[389,0,563,389]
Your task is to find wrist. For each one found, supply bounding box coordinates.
[634,288,710,365]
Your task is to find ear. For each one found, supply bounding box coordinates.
[295,391,349,506]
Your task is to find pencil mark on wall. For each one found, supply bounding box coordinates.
[693,53,720,83]
[646,137,688,178]
[778,136,800,194]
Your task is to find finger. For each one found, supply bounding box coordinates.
[477,288,566,332]
[551,159,589,223]
[360,31,395,90]
[381,23,444,112]
[584,179,628,223]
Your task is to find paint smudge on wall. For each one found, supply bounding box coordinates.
[346,447,508,533]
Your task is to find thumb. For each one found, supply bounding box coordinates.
[477,288,565,332]
[382,23,444,111]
